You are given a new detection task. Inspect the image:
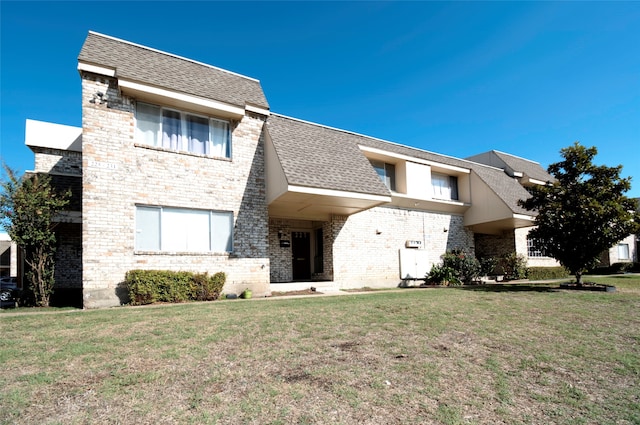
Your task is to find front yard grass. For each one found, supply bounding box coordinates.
[1,275,639,424]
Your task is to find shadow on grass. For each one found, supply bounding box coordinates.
[450,284,560,293]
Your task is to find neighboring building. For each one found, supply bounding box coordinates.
[0,233,18,279]
[25,31,631,308]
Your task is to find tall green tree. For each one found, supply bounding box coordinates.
[0,165,70,306]
[519,142,639,284]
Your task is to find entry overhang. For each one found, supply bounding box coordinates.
[466,214,535,235]
[268,185,391,221]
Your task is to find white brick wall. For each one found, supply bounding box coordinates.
[81,73,270,308]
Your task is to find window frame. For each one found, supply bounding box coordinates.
[431,173,459,201]
[135,101,232,158]
[617,243,630,261]
[135,205,234,254]
[370,160,396,191]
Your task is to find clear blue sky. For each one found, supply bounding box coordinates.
[1,1,639,200]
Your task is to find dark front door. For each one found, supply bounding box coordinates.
[292,231,311,280]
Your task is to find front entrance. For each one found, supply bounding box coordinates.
[292,231,311,280]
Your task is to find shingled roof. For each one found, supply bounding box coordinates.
[78,32,269,110]
[267,115,535,216]
[266,114,390,196]
[467,150,553,183]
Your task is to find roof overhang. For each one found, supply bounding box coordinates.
[465,213,535,235]
[268,185,391,221]
[78,60,264,120]
[392,193,470,214]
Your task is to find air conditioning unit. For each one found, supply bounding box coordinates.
[405,240,422,249]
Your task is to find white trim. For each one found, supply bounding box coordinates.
[119,79,245,118]
[513,171,524,177]
[526,177,548,186]
[77,61,116,77]
[87,31,262,83]
[360,145,471,174]
[288,185,391,203]
[512,213,535,221]
[245,104,270,116]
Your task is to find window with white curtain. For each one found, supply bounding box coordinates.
[135,101,231,158]
[431,173,458,200]
[135,206,233,253]
[618,244,630,260]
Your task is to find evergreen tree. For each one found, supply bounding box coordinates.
[519,142,639,284]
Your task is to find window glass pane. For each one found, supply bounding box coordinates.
[162,110,182,150]
[211,119,230,158]
[449,176,458,200]
[136,103,160,146]
[187,115,209,154]
[211,211,233,252]
[432,174,450,199]
[618,244,629,260]
[385,163,396,191]
[162,208,210,252]
[371,160,395,190]
[135,206,160,250]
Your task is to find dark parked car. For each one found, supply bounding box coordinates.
[0,277,20,308]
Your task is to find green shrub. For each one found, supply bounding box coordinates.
[192,272,226,301]
[526,267,569,280]
[442,249,481,284]
[427,249,481,285]
[478,256,498,276]
[498,252,528,280]
[427,264,461,286]
[125,270,226,305]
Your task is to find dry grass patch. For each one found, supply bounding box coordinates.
[1,276,639,424]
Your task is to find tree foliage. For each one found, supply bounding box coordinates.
[519,142,640,284]
[0,165,70,306]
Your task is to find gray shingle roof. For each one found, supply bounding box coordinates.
[78,32,269,110]
[468,150,553,182]
[493,151,553,182]
[266,115,390,196]
[267,115,536,215]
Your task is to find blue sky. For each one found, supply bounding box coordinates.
[1,1,639,202]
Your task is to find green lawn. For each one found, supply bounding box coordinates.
[1,276,639,424]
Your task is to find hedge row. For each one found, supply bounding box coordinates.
[125,270,226,305]
[526,267,570,280]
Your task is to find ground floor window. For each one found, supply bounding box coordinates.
[617,243,630,261]
[135,205,233,253]
[527,236,548,258]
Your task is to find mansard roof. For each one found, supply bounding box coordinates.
[266,114,390,196]
[266,114,534,216]
[467,150,553,183]
[78,32,269,110]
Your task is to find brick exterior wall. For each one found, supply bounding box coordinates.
[33,147,82,176]
[80,72,269,308]
[332,207,474,288]
[268,207,475,289]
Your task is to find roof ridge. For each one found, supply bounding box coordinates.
[270,112,503,170]
[492,149,542,165]
[87,31,261,83]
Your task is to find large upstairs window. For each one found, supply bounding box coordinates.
[371,160,396,191]
[432,173,458,200]
[135,102,231,158]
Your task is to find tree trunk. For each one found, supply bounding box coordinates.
[575,271,583,286]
